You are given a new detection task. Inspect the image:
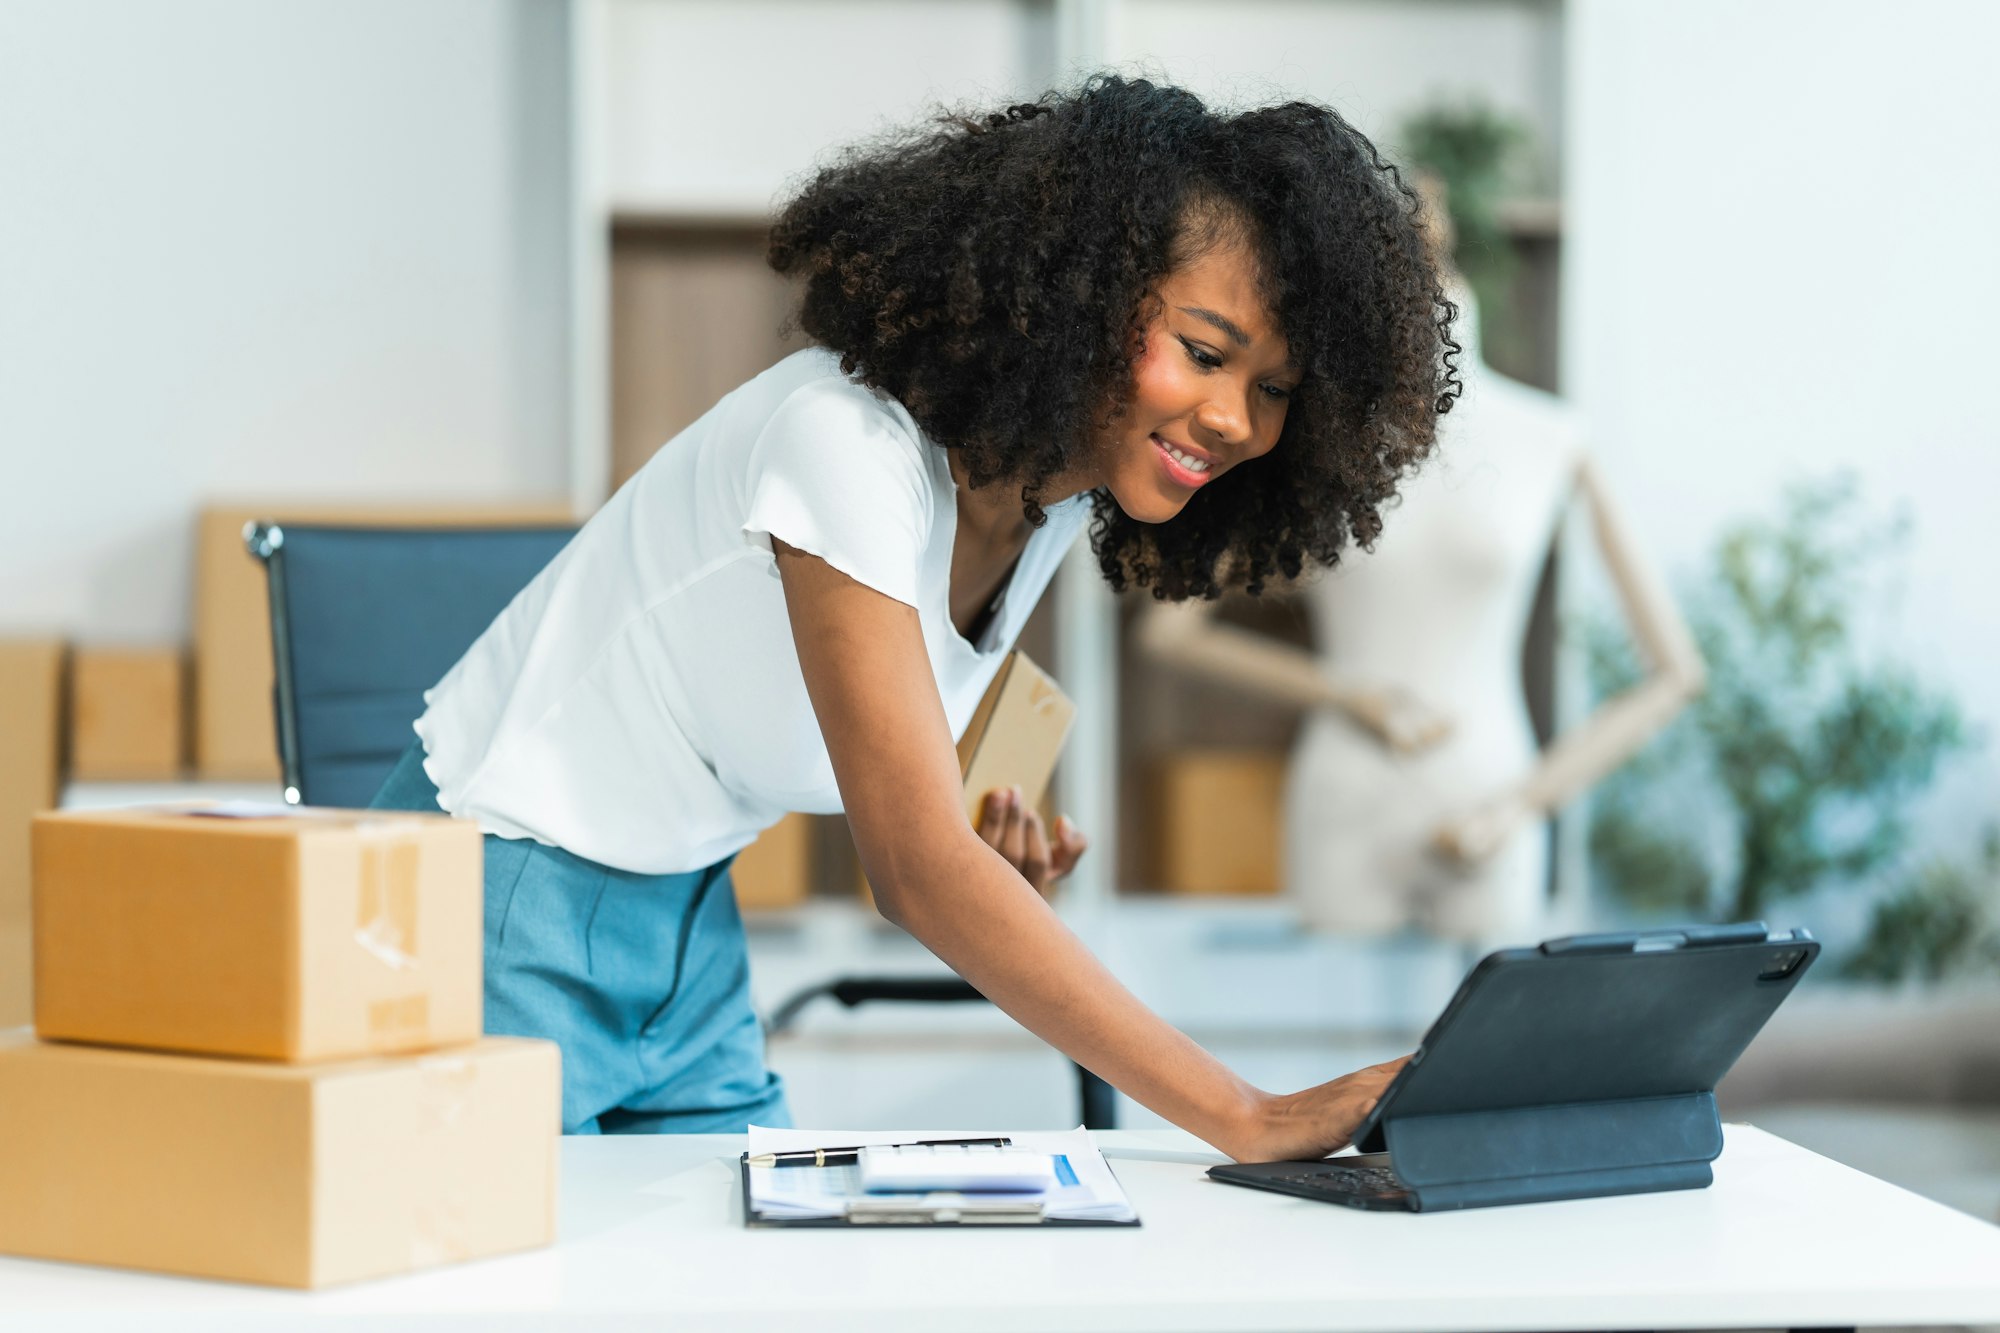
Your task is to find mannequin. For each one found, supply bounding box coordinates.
[1136,265,1704,944]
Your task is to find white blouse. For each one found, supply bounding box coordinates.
[415,347,1090,873]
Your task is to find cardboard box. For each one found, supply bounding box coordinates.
[732,811,812,911]
[34,806,483,1061]
[956,651,1076,827]
[0,919,27,1030]
[68,647,186,780]
[1151,750,1287,896]
[0,640,65,958]
[0,1033,559,1288]
[194,502,574,780]
[862,651,1075,903]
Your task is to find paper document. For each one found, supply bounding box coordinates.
[857,1143,1060,1193]
[745,1126,1138,1223]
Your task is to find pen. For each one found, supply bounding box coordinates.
[746,1136,1013,1168]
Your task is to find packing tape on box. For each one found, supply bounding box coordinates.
[410,1051,479,1268]
[355,833,421,970]
[177,805,428,978]
[355,826,433,1041]
[171,806,442,1041]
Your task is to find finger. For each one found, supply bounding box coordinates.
[977,788,1009,849]
[1051,816,1089,876]
[999,787,1028,867]
[1330,1095,1384,1150]
[1356,1062,1407,1092]
[1022,809,1051,888]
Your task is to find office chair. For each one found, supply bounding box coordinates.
[247,521,577,807]
[250,520,1115,1128]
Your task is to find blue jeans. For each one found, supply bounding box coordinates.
[370,742,790,1134]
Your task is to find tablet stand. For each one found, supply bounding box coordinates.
[1374,1090,1723,1212]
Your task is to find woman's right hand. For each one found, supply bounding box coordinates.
[975,786,1087,894]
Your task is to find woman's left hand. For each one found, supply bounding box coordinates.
[976,787,1088,894]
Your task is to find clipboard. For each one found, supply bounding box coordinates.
[737,1156,1141,1228]
[738,1127,1141,1228]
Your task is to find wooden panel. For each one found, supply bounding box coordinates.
[69,648,186,781]
[610,223,808,491]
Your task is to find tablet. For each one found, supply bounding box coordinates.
[1351,921,1817,1154]
[1209,921,1819,1212]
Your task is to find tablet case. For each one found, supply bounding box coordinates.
[1326,923,1814,1212]
[1367,1091,1722,1211]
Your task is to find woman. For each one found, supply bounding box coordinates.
[371,76,1459,1160]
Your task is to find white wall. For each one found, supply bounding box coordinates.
[595,0,1560,213]
[602,0,1056,216]
[1564,0,2000,881]
[1107,0,1562,178]
[0,0,572,645]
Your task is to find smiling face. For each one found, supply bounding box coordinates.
[1093,241,1300,525]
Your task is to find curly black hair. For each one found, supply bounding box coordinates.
[768,74,1459,599]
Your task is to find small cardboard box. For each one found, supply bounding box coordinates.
[0,640,66,1016]
[732,811,812,911]
[68,647,187,781]
[1151,750,1287,895]
[861,651,1076,903]
[956,651,1077,827]
[0,1033,559,1288]
[193,501,574,780]
[33,806,483,1061]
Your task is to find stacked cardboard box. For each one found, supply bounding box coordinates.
[0,806,559,1288]
[0,640,66,1027]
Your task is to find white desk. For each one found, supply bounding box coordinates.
[5,1125,2000,1331]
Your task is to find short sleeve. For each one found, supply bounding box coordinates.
[740,375,936,610]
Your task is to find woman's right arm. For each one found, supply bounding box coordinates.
[773,539,1404,1163]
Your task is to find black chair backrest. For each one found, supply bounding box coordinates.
[249,522,578,807]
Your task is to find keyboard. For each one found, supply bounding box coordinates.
[1207,1156,1418,1211]
[1270,1164,1407,1197]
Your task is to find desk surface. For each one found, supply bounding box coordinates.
[5,1125,2000,1331]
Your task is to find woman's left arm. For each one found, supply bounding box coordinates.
[1435,452,1708,861]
